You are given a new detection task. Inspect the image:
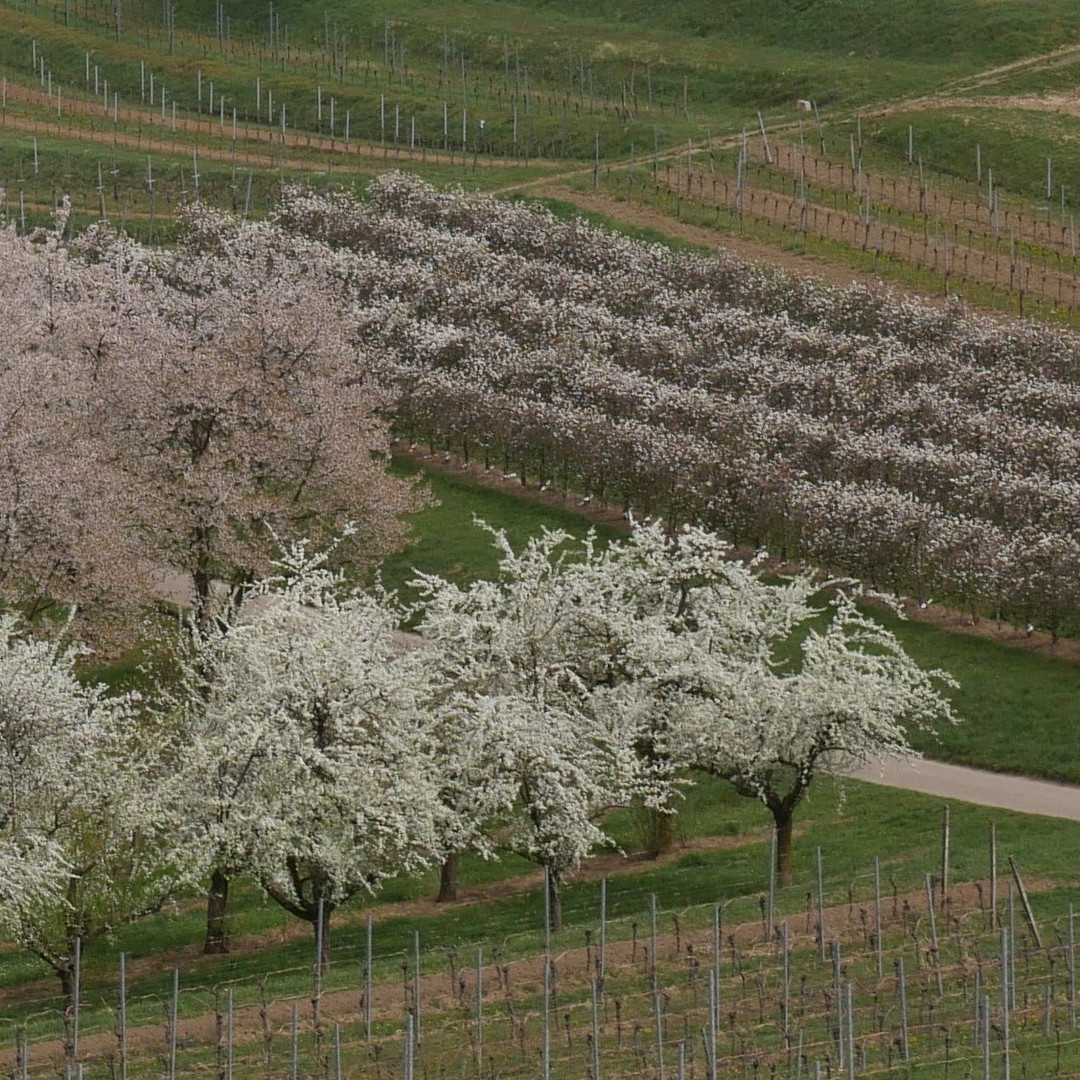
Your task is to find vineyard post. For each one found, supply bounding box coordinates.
[832,941,843,1070]
[16,1026,26,1080]
[333,1022,341,1080]
[1044,985,1053,1037]
[896,957,909,1061]
[677,1040,686,1080]
[1008,885,1016,1008]
[226,988,234,1080]
[874,858,883,978]
[845,981,854,1080]
[781,922,790,1043]
[653,986,665,1080]
[707,970,718,1080]
[650,892,659,989]
[925,874,940,966]
[1069,905,1077,1031]
[1001,929,1011,1080]
[712,903,721,1029]
[591,979,601,1080]
[599,879,607,979]
[981,994,990,1080]
[118,953,127,1080]
[413,931,422,1044]
[542,951,550,1080]
[475,947,483,1073]
[364,913,373,1042]
[289,1003,298,1080]
[941,806,950,907]
[314,897,324,1023]
[543,866,551,1080]
[973,969,981,1046]
[1008,857,1042,948]
[816,846,826,960]
[70,936,81,1067]
[976,143,981,186]
[907,124,913,165]
[767,827,776,942]
[990,821,997,927]
[168,968,179,1080]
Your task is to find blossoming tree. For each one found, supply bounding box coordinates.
[176,542,448,963]
[0,615,185,1060]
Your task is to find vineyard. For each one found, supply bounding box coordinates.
[628,134,1080,324]
[6,808,1080,1080]
[4,3,1080,1079]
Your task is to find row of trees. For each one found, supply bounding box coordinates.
[0,523,956,1037]
[271,175,1080,636]
[9,178,1080,643]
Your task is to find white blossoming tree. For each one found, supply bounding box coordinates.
[412,526,671,929]
[416,521,957,897]
[176,542,448,965]
[616,528,961,886]
[0,615,185,1061]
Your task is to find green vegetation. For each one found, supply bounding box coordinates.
[376,455,625,597]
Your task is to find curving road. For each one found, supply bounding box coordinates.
[852,757,1080,821]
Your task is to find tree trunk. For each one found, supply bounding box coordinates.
[58,962,77,1068]
[436,852,460,903]
[310,901,333,973]
[772,804,795,889]
[645,807,675,858]
[547,866,563,933]
[203,866,230,954]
